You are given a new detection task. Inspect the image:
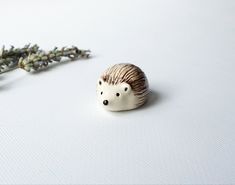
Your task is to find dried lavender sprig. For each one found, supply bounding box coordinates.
[0,44,39,59]
[18,46,90,72]
[0,44,40,72]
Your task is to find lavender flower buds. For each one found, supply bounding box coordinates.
[0,45,90,74]
[0,44,39,73]
[18,46,90,72]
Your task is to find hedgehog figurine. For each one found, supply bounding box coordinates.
[97,63,149,111]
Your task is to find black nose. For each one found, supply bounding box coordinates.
[103,100,109,106]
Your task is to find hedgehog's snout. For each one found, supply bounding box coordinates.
[103,100,109,106]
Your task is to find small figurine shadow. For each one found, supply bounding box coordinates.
[139,90,163,110]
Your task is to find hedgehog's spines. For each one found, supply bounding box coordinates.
[101,63,149,107]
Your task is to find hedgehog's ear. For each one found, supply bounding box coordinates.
[121,82,131,92]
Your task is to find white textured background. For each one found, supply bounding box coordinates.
[0,0,234,184]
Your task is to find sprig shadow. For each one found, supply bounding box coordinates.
[0,57,92,90]
[0,74,26,91]
[30,57,91,75]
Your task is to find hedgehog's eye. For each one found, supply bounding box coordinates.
[99,81,102,85]
[116,93,120,97]
[124,87,128,91]
[101,91,103,95]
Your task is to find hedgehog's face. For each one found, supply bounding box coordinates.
[97,78,139,111]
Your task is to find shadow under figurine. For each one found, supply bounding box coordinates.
[97,63,149,111]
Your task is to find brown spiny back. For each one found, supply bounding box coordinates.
[101,63,149,106]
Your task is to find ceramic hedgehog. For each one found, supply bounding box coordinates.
[97,63,149,111]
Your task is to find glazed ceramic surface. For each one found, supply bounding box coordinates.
[97,63,149,111]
